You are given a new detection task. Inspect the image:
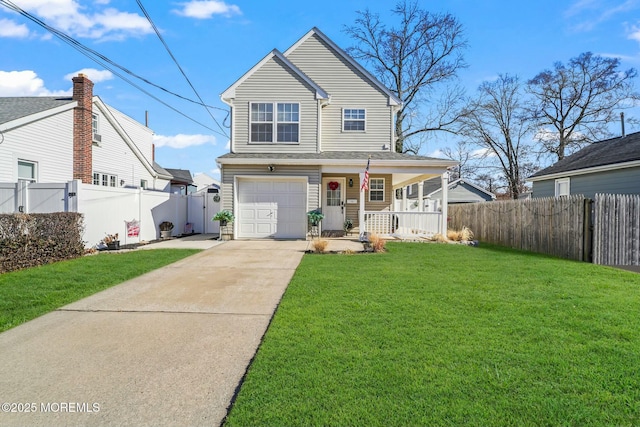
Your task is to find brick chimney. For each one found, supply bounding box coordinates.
[72,74,94,184]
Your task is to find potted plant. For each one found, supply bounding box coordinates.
[343,218,354,234]
[212,210,234,227]
[102,233,119,250]
[307,209,324,226]
[159,221,174,239]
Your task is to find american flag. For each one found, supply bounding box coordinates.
[361,157,370,191]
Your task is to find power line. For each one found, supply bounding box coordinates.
[0,0,229,137]
[135,0,228,138]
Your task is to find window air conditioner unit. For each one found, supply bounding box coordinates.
[93,133,102,145]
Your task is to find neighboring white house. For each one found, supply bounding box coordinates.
[0,74,173,189]
[193,173,221,192]
[217,27,457,240]
[0,74,216,245]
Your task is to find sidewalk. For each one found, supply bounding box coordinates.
[0,240,308,427]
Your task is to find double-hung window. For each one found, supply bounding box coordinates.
[250,102,299,143]
[369,178,385,201]
[343,108,366,132]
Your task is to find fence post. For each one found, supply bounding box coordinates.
[583,198,593,262]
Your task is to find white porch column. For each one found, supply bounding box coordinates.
[358,172,366,241]
[401,186,407,211]
[417,181,424,212]
[440,171,449,236]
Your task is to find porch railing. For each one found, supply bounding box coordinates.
[362,211,442,239]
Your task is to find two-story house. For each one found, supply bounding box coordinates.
[217,27,457,240]
[0,74,172,190]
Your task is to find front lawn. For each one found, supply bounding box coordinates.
[225,243,640,426]
[0,249,200,332]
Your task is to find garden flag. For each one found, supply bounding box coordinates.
[126,219,140,237]
[361,157,370,191]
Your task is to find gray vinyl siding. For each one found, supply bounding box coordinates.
[221,164,321,213]
[532,166,640,199]
[531,180,555,198]
[232,56,319,153]
[286,34,393,152]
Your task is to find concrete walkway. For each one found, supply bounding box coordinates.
[0,240,308,427]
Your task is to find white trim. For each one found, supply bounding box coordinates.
[17,159,37,183]
[368,177,385,202]
[555,177,570,197]
[248,101,301,144]
[221,49,329,101]
[283,27,402,107]
[528,159,640,182]
[342,108,366,132]
[218,157,458,168]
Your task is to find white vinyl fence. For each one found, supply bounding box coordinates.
[0,180,221,247]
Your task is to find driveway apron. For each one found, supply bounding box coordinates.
[0,240,307,427]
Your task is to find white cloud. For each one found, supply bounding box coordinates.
[427,149,444,158]
[0,70,70,96]
[224,139,230,150]
[209,167,221,177]
[153,134,216,149]
[0,19,30,38]
[6,0,152,40]
[64,68,113,83]
[173,1,241,19]
[628,25,640,43]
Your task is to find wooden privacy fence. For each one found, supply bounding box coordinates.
[449,196,592,262]
[593,193,640,266]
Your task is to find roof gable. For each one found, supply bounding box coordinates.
[284,27,402,107]
[530,131,640,179]
[0,97,75,130]
[220,49,329,102]
[420,177,495,200]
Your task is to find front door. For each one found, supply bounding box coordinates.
[322,177,345,230]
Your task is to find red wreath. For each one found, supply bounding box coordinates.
[328,181,339,191]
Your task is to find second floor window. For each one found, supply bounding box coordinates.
[343,108,366,131]
[250,102,299,143]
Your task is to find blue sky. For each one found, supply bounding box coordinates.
[1,0,639,180]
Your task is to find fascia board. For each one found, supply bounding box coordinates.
[527,159,640,182]
[217,156,457,168]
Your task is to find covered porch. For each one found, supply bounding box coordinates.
[319,155,456,241]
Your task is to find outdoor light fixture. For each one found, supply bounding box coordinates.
[349,178,353,187]
[268,165,275,172]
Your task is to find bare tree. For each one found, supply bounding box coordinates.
[440,139,482,180]
[344,0,467,154]
[527,52,639,161]
[460,74,533,199]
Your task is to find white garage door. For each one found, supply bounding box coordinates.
[237,178,307,239]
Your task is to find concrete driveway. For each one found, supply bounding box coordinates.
[0,240,308,427]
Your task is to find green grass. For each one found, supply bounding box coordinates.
[225,243,640,427]
[0,249,200,332]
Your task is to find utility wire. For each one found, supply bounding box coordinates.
[0,0,229,137]
[135,0,228,138]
